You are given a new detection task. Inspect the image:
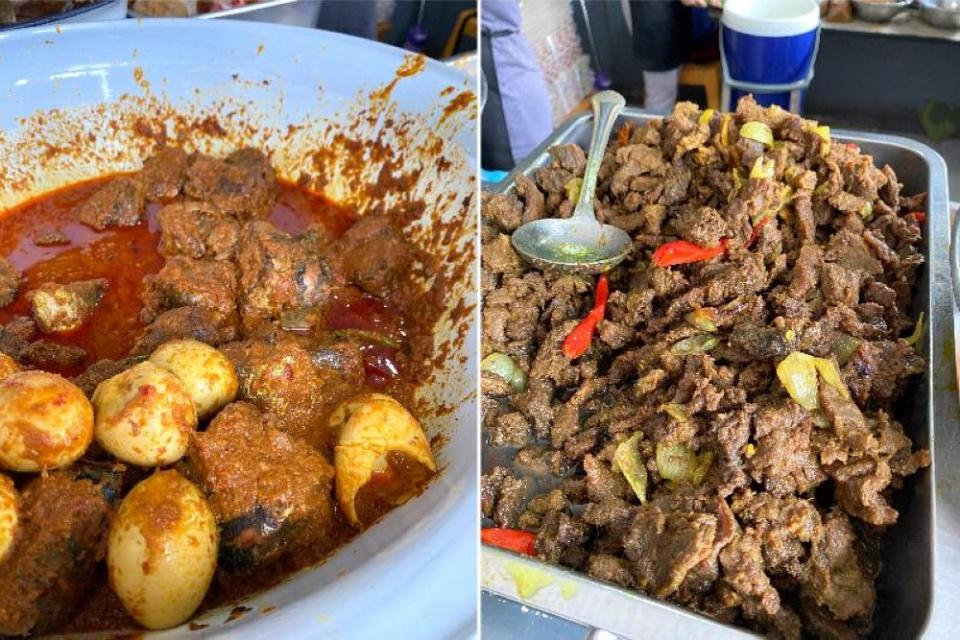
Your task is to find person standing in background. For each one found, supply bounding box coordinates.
[481,0,554,170]
[629,0,721,114]
[317,0,380,41]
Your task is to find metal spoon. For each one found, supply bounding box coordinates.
[511,90,632,274]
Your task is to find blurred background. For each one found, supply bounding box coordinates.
[0,1,478,61]
[480,0,960,196]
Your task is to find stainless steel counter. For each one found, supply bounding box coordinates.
[822,10,960,43]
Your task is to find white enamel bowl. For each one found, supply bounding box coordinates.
[0,19,477,639]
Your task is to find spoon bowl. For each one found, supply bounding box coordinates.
[511,216,632,274]
[511,90,631,274]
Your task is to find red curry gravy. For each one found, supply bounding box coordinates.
[0,176,357,376]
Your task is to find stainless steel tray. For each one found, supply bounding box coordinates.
[481,108,953,639]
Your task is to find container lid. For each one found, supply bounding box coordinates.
[722,0,820,37]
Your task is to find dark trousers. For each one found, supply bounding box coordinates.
[629,0,693,71]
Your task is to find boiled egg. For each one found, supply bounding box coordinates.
[0,353,18,381]
[149,339,239,421]
[92,361,197,466]
[0,473,17,562]
[0,371,93,472]
[330,393,436,528]
[108,470,218,630]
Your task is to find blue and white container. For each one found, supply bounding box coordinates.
[720,0,821,112]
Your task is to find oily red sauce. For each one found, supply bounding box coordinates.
[326,287,409,388]
[354,451,435,526]
[0,180,164,376]
[0,175,360,378]
[269,183,357,237]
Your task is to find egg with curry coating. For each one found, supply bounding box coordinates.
[149,339,238,421]
[108,470,217,630]
[330,393,436,528]
[0,473,16,563]
[0,371,93,472]
[0,353,18,381]
[92,361,197,467]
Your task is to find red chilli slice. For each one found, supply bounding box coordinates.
[562,275,609,360]
[481,528,537,556]
[651,238,728,268]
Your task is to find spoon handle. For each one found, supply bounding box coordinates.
[573,90,626,222]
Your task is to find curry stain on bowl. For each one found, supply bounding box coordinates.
[225,606,252,623]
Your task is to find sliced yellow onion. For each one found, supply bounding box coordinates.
[905,312,925,347]
[777,351,850,411]
[670,334,719,356]
[684,308,718,332]
[481,353,528,392]
[740,121,774,147]
[811,356,850,400]
[660,403,690,423]
[833,333,862,365]
[729,167,745,203]
[749,156,776,181]
[776,352,820,411]
[613,432,647,504]
[814,125,831,156]
[657,443,696,482]
[656,443,713,486]
[720,115,732,148]
[691,451,714,485]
